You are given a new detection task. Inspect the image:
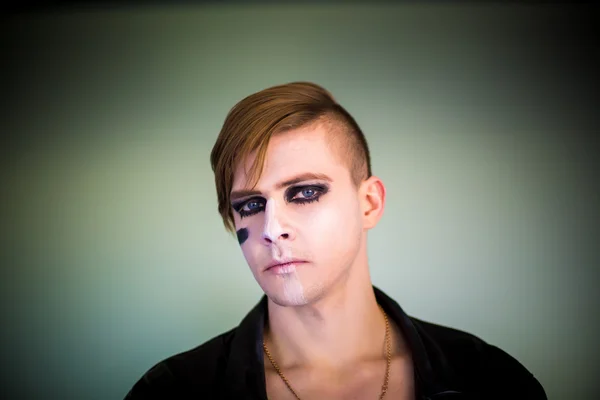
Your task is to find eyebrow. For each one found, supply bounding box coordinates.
[230,172,333,202]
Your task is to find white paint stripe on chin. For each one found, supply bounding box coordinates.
[282,269,306,305]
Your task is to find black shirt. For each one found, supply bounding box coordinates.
[125,286,546,399]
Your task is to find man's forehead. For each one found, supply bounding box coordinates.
[231,125,343,192]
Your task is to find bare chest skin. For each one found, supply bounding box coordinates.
[265,355,415,400]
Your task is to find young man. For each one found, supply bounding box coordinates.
[125,82,547,399]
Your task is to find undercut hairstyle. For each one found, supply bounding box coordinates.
[210,81,372,233]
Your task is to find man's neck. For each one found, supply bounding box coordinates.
[263,268,387,371]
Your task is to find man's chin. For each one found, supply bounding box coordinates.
[260,278,329,308]
[266,295,309,308]
[261,281,309,307]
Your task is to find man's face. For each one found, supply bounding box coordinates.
[230,123,365,307]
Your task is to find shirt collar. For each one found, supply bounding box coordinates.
[224,286,458,399]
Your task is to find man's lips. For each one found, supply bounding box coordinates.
[265,259,308,272]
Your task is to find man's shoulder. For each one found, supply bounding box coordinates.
[124,327,236,399]
[410,317,547,398]
[411,316,490,358]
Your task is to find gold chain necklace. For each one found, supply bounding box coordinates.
[263,305,392,400]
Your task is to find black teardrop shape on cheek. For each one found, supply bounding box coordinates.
[236,228,249,245]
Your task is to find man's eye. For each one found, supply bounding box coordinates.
[300,188,316,198]
[244,201,262,211]
[289,185,327,202]
[232,197,266,218]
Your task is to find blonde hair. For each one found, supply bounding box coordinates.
[210,82,371,233]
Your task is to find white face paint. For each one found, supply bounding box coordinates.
[262,198,282,256]
[281,270,307,306]
[231,126,368,309]
[263,197,306,305]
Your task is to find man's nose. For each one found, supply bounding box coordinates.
[261,198,293,244]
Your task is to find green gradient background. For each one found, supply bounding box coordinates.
[2,4,598,399]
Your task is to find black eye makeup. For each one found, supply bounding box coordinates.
[284,184,329,204]
[232,197,266,219]
[231,183,330,219]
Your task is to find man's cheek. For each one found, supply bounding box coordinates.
[312,206,346,230]
[240,242,261,272]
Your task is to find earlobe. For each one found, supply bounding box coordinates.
[361,176,386,229]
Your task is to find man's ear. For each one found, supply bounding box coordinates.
[359,176,386,230]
